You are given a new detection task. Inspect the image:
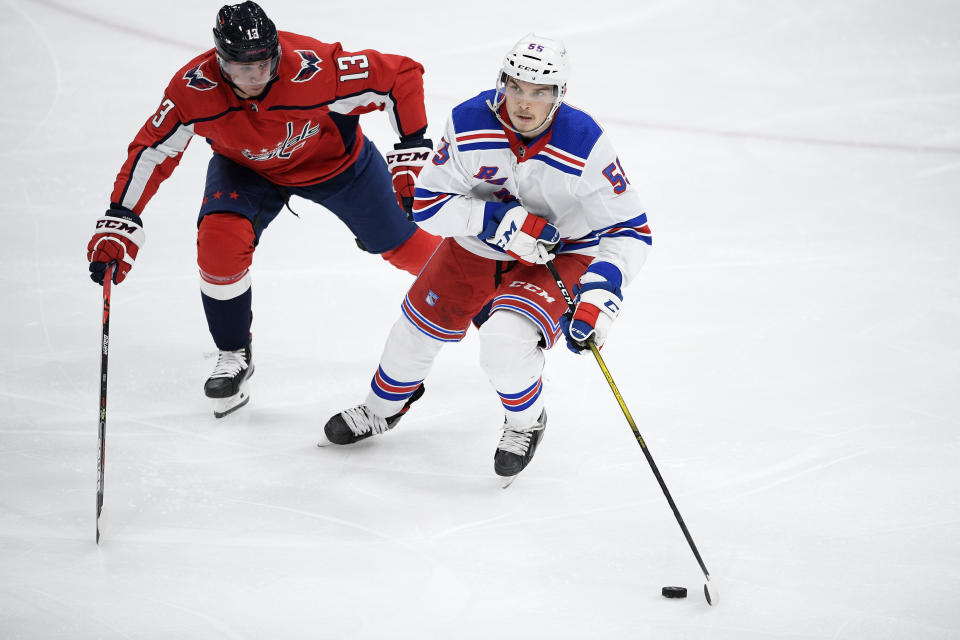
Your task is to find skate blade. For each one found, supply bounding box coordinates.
[500,475,518,489]
[316,434,336,447]
[212,389,250,418]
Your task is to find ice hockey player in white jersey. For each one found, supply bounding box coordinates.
[322,34,652,482]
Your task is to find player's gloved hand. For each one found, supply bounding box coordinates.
[478,201,560,265]
[87,207,145,285]
[387,138,433,215]
[559,261,624,353]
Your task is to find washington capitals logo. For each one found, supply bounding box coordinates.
[183,63,218,91]
[292,50,323,83]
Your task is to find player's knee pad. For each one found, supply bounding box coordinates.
[478,309,544,382]
[197,214,256,300]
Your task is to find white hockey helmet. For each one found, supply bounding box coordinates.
[488,34,570,134]
[501,33,569,88]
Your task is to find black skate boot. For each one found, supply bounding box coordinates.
[204,341,254,418]
[494,410,547,480]
[323,384,425,445]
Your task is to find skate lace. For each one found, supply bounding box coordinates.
[497,427,536,456]
[209,349,248,379]
[341,405,390,437]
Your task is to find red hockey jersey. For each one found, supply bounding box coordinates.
[111,32,428,214]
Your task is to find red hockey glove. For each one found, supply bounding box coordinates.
[87,207,145,285]
[478,202,560,265]
[387,138,433,215]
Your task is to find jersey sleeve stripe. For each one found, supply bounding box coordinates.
[119,122,195,210]
[411,188,454,221]
[560,213,653,249]
[327,90,399,134]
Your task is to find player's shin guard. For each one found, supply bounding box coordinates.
[380,228,441,276]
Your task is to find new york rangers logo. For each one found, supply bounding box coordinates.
[183,63,218,91]
[292,50,323,83]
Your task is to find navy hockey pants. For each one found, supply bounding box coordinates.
[197,137,417,350]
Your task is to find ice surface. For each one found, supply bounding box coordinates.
[2,0,959,638]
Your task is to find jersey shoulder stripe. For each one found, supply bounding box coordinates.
[456,129,510,152]
[530,143,588,176]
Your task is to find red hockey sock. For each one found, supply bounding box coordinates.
[380,228,441,275]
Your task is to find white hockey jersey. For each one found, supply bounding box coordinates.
[412,90,651,285]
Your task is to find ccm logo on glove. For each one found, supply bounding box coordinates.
[387,138,433,214]
[87,208,146,285]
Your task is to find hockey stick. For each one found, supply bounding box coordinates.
[96,263,115,544]
[545,260,716,605]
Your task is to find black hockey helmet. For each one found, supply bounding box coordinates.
[212,1,279,64]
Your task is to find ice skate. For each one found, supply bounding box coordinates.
[495,410,547,486]
[204,342,254,418]
[321,384,425,446]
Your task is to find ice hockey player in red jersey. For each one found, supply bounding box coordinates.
[85,2,440,418]
[322,34,652,484]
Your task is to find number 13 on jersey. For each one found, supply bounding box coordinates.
[337,55,369,81]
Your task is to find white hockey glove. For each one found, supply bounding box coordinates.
[560,261,624,353]
[478,202,560,265]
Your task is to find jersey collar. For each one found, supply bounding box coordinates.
[498,103,553,162]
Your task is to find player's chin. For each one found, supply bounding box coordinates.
[511,116,539,132]
[236,84,266,98]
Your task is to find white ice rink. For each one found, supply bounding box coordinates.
[2,0,959,637]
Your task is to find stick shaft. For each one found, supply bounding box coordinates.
[546,260,710,579]
[96,264,114,544]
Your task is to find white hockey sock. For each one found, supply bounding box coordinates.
[364,314,445,417]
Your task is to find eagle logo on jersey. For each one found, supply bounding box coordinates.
[292,50,323,83]
[183,63,218,91]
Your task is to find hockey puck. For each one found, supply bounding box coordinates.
[661,586,687,598]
